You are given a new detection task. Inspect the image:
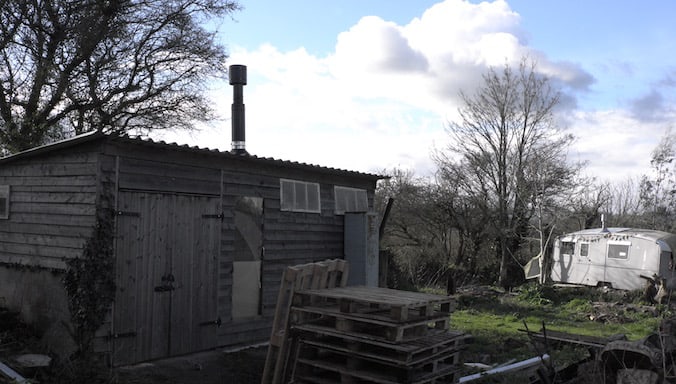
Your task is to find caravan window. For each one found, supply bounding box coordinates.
[561,241,575,255]
[580,243,589,257]
[608,243,630,259]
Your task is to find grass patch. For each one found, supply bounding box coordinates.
[449,283,664,369]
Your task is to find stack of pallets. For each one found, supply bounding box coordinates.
[261,259,350,384]
[288,286,468,384]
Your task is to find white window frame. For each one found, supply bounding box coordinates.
[280,179,321,213]
[607,241,630,260]
[334,186,368,215]
[0,185,8,220]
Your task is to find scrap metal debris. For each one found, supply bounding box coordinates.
[522,317,676,383]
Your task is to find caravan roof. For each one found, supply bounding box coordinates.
[560,227,676,255]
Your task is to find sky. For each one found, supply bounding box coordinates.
[156,0,676,183]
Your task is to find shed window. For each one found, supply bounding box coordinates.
[280,179,320,213]
[334,186,368,214]
[0,185,8,219]
[608,243,630,259]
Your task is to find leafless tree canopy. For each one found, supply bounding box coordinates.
[434,58,582,289]
[0,0,240,153]
[377,66,674,289]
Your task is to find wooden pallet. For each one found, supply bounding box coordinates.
[292,305,449,343]
[295,335,464,368]
[292,350,461,384]
[293,324,469,366]
[294,286,455,322]
[261,259,349,384]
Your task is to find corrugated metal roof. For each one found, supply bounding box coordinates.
[0,131,387,180]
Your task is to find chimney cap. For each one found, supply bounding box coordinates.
[229,65,247,86]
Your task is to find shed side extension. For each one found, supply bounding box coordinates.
[0,132,385,365]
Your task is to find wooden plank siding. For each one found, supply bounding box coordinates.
[0,150,101,270]
[0,134,382,365]
[212,166,366,345]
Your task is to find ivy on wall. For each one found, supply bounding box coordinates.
[63,196,116,354]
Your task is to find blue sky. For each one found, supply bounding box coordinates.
[159,0,676,182]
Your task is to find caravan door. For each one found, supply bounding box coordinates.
[569,240,605,286]
[580,241,609,286]
[572,241,593,285]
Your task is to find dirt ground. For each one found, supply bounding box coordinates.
[1,304,269,383]
[1,285,664,383]
[114,344,268,384]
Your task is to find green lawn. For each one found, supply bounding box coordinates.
[447,284,665,367]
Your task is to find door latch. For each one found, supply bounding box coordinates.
[154,273,176,292]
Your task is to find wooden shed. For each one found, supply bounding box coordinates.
[0,131,384,365]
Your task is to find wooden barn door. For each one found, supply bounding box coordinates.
[113,191,220,365]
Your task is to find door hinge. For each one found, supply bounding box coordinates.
[202,213,224,220]
[117,210,140,217]
[106,331,137,340]
[199,317,222,327]
[154,273,175,292]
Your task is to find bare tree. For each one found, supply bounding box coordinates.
[437,58,582,289]
[604,177,644,226]
[526,145,587,262]
[640,128,676,231]
[434,157,495,281]
[0,0,240,153]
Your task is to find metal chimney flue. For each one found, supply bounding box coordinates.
[229,64,247,155]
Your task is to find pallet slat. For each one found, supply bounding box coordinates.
[261,259,348,384]
[294,324,469,366]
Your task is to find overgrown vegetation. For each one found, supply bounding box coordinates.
[64,204,116,355]
[62,200,117,383]
[449,283,665,375]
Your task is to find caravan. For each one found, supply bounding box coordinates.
[525,228,676,291]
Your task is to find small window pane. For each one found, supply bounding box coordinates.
[561,241,575,255]
[279,179,320,213]
[295,183,307,209]
[334,186,368,215]
[346,191,356,211]
[280,180,294,211]
[307,184,320,212]
[580,243,589,257]
[356,193,368,212]
[608,244,629,259]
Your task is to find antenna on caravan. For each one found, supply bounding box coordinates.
[601,214,609,232]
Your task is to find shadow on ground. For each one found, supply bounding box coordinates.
[115,345,267,384]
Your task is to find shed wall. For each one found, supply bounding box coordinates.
[0,149,100,269]
[0,137,379,365]
[101,141,377,360]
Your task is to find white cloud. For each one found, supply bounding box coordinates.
[569,109,671,182]
[158,0,664,183]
